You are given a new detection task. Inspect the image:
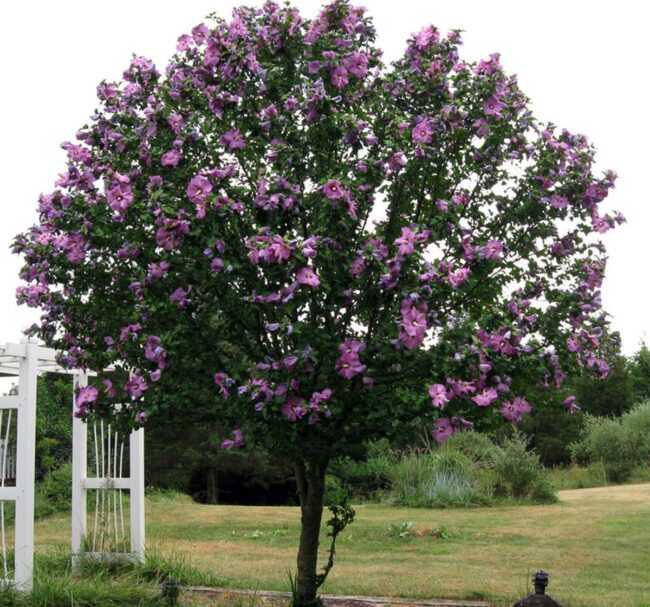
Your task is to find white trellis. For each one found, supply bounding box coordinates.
[72,373,145,565]
[0,339,146,591]
[0,340,45,591]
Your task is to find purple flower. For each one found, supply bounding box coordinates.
[125,373,148,399]
[167,113,185,134]
[161,150,182,166]
[191,23,210,45]
[282,396,308,421]
[187,175,212,204]
[395,227,416,256]
[302,237,319,259]
[331,66,349,89]
[501,397,532,422]
[411,120,433,144]
[309,388,332,411]
[415,26,438,50]
[483,95,505,117]
[387,151,407,173]
[146,261,170,283]
[564,395,580,414]
[136,411,148,424]
[284,355,299,371]
[428,384,449,409]
[221,428,245,449]
[431,417,454,443]
[296,266,320,287]
[106,183,134,218]
[170,286,191,308]
[335,339,367,379]
[399,299,427,350]
[102,379,116,397]
[220,128,246,150]
[323,179,345,200]
[344,52,368,78]
[76,385,98,407]
[449,268,471,289]
[214,372,234,398]
[448,379,476,397]
[550,194,568,210]
[145,335,167,368]
[483,239,504,261]
[472,388,499,407]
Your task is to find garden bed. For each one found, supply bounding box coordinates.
[183,588,489,607]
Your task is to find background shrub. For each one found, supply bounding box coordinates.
[570,401,650,482]
[490,431,557,502]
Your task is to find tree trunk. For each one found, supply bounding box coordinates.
[294,458,328,607]
[206,464,219,505]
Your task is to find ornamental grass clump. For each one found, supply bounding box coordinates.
[14,1,622,603]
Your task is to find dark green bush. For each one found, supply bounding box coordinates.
[34,463,72,519]
[328,452,393,502]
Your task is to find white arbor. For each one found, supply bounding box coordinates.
[72,372,145,564]
[0,340,145,591]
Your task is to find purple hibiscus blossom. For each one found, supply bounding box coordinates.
[428,383,449,409]
[483,95,506,117]
[186,175,213,204]
[501,396,532,422]
[221,428,245,450]
[472,388,499,407]
[323,179,345,200]
[431,417,454,443]
[344,52,368,78]
[220,128,246,150]
[411,120,433,144]
[170,286,191,308]
[214,372,234,398]
[331,66,349,89]
[449,268,471,289]
[106,183,134,218]
[125,373,148,399]
[281,396,308,422]
[482,239,504,261]
[564,395,580,414]
[399,299,427,350]
[161,149,182,166]
[309,388,332,411]
[395,227,416,256]
[296,266,320,287]
[76,385,98,407]
[335,339,367,379]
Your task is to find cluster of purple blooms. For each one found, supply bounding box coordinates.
[14,0,623,449]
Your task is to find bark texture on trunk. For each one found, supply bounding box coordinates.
[206,465,219,505]
[294,458,328,607]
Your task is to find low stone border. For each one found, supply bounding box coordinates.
[183,587,490,607]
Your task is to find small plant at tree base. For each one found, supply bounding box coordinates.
[14,1,623,604]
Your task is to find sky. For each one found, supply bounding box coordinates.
[0,0,646,355]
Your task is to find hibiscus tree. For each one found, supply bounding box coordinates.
[14,1,622,604]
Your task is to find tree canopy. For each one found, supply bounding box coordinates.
[13,1,623,602]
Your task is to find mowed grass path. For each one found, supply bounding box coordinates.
[35,484,650,607]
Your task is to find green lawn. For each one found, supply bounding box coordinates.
[34,483,650,607]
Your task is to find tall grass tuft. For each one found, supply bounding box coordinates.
[388,450,484,508]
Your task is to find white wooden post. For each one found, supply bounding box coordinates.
[129,428,145,562]
[71,371,88,563]
[14,340,38,592]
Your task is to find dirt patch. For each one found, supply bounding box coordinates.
[182,587,490,607]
